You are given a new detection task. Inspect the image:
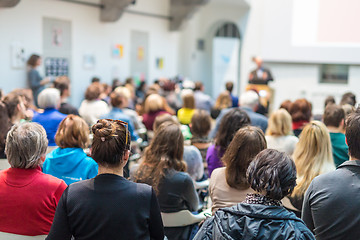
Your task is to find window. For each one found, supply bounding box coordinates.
[320,64,349,84]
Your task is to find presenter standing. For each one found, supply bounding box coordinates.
[27,54,50,107]
[248,57,273,85]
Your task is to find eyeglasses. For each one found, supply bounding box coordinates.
[103,119,130,148]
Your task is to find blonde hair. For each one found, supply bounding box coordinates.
[266,109,293,136]
[291,121,335,197]
[55,115,90,149]
[181,90,195,109]
[144,94,164,113]
[214,91,232,110]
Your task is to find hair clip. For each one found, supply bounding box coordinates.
[101,137,105,142]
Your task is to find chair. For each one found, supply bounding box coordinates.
[0,232,47,240]
[161,210,207,227]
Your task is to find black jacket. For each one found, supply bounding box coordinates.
[194,203,314,240]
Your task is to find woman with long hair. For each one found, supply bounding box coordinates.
[206,108,250,176]
[134,122,198,240]
[289,121,335,214]
[210,126,267,214]
[265,108,298,155]
[210,91,232,119]
[289,98,312,137]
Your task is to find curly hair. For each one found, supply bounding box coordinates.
[247,149,297,200]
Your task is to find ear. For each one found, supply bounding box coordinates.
[122,150,130,167]
[39,154,46,164]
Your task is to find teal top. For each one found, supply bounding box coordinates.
[330,132,349,167]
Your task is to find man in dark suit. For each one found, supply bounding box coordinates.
[249,57,273,85]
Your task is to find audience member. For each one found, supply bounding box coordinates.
[280,99,292,113]
[101,90,139,141]
[142,94,171,131]
[248,56,274,85]
[53,76,79,115]
[194,82,213,112]
[207,108,250,176]
[340,92,356,106]
[0,123,67,236]
[323,104,348,167]
[136,81,147,101]
[289,121,335,215]
[302,110,360,239]
[46,119,164,240]
[265,109,298,155]
[32,88,67,146]
[134,122,198,239]
[195,149,314,240]
[210,91,232,119]
[289,98,312,137]
[210,126,266,214]
[177,89,196,125]
[43,115,98,185]
[0,102,11,158]
[79,83,110,126]
[324,95,335,108]
[342,103,355,118]
[27,54,50,107]
[3,92,27,125]
[225,81,238,107]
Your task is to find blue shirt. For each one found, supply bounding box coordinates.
[101,107,139,141]
[32,108,67,146]
[194,91,213,112]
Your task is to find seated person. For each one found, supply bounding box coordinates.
[323,104,349,167]
[43,115,98,185]
[0,123,67,236]
[194,149,315,240]
[46,119,164,239]
[177,89,196,125]
[210,126,266,214]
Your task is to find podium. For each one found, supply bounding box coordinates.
[245,84,274,113]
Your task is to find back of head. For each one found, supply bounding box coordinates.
[225,82,234,92]
[114,86,131,100]
[190,110,211,138]
[6,122,48,169]
[247,149,296,200]
[144,94,164,113]
[91,119,130,168]
[37,88,60,109]
[194,82,203,91]
[214,91,232,110]
[183,145,203,181]
[292,121,334,196]
[0,102,11,155]
[345,109,360,160]
[280,100,292,113]
[324,96,335,108]
[340,92,356,106]
[110,90,126,108]
[266,108,293,136]
[323,104,345,128]
[181,89,195,109]
[55,115,90,149]
[27,54,40,68]
[289,98,312,122]
[3,92,22,118]
[215,108,251,150]
[222,126,267,190]
[240,91,259,109]
[153,113,178,132]
[53,76,70,97]
[85,83,101,101]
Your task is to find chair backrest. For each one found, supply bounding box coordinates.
[0,159,10,171]
[161,210,206,227]
[0,232,47,240]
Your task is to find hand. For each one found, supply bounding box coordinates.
[40,77,51,85]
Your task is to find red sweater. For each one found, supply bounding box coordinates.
[0,166,67,236]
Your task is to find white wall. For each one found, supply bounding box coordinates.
[0,0,179,107]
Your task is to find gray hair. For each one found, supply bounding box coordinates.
[183,146,204,181]
[240,91,259,109]
[5,122,48,169]
[37,88,60,109]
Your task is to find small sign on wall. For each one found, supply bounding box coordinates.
[11,42,25,69]
[112,44,124,58]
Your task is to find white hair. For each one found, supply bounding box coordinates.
[240,91,259,109]
[37,88,61,109]
[5,122,48,169]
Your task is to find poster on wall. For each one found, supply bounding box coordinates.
[45,57,69,77]
[112,44,124,58]
[156,58,164,69]
[83,54,95,69]
[11,42,25,69]
[137,47,144,61]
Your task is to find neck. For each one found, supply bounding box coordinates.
[11,115,21,124]
[327,126,344,134]
[98,165,124,177]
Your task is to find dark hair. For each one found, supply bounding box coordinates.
[225,81,233,92]
[85,83,101,101]
[27,54,40,68]
[289,98,312,122]
[280,100,292,113]
[222,126,267,190]
[91,77,100,83]
[53,76,70,96]
[215,108,251,150]
[345,110,360,159]
[194,82,203,91]
[324,96,335,108]
[247,149,297,200]
[134,122,186,193]
[3,92,22,119]
[91,119,129,167]
[110,91,124,107]
[0,101,11,157]
[153,113,177,132]
[191,110,211,138]
[323,104,345,128]
[340,92,356,106]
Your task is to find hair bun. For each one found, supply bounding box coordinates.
[92,119,114,139]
